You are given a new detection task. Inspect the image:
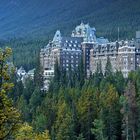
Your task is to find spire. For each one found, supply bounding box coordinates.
[81,21,84,25]
[53,30,62,43]
[118,27,120,41]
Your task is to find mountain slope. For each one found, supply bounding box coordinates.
[0,0,140,39]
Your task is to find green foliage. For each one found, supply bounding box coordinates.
[33,113,47,132]
[15,123,51,140]
[0,47,21,139]
[91,119,107,140]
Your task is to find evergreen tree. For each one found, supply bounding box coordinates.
[0,47,21,139]
[17,95,30,121]
[77,88,98,139]
[100,85,121,140]
[121,81,137,140]
[34,52,43,88]
[104,56,113,77]
[93,60,103,87]
[54,100,75,140]
[77,57,85,88]
[91,119,107,140]
[29,87,42,114]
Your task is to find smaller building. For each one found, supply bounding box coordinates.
[16,67,35,85]
[17,66,26,77]
[27,68,35,79]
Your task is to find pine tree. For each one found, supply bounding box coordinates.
[91,119,107,140]
[77,88,98,139]
[54,100,75,140]
[77,57,85,88]
[121,81,137,140]
[0,47,21,139]
[93,60,103,87]
[100,85,121,140]
[34,52,43,88]
[104,56,113,77]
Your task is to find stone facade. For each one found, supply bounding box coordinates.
[90,42,119,74]
[82,42,95,76]
[90,40,140,78]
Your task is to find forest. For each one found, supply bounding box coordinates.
[1,47,140,140]
[0,0,140,40]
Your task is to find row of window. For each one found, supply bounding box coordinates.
[63,64,78,67]
[62,60,79,63]
[64,43,81,48]
[65,40,79,44]
[61,52,81,55]
[45,72,54,76]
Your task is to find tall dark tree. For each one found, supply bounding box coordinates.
[121,81,137,140]
[104,56,113,77]
[34,52,43,88]
[77,57,85,88]
[93,60,103,87]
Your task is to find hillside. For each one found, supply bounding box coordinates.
[0,0,140,39]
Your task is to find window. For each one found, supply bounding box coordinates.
[131,58,133,61]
